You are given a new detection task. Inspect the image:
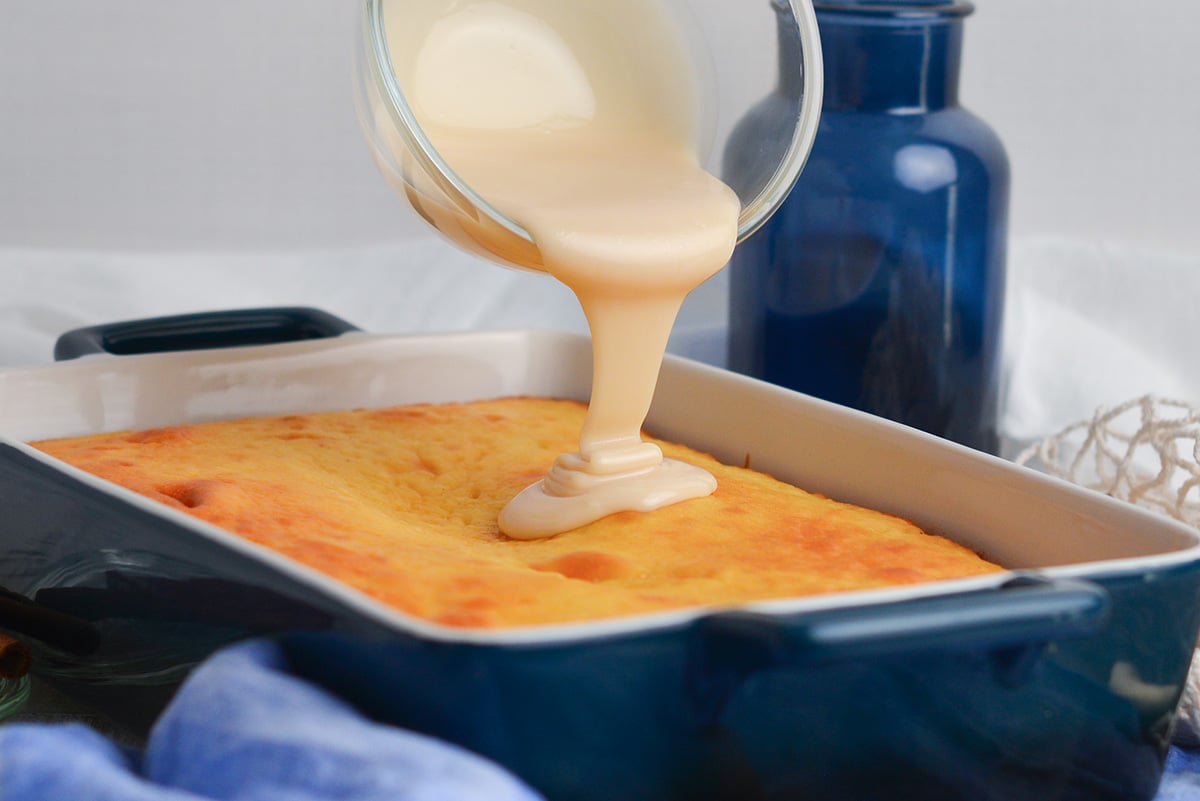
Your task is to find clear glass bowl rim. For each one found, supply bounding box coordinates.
[360,0,825,246]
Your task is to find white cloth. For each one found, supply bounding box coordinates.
[0,243,584,367]
[1000,236,1200,443]
[0,243,735,368]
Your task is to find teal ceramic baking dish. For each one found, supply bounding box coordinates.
[1,308,1198,801]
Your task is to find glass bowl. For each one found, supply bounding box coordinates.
[354,0,823,271]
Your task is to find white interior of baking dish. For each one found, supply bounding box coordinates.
[1,329,1197,645]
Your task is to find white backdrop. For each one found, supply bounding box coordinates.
[2,1,1197,252]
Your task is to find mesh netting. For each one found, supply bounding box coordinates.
[1016,396,1200,528]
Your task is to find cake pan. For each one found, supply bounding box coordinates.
[1,307,1199,801]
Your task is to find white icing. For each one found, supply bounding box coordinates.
[384,0,738,537]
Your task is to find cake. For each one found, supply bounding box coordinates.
[31,397,1004,628]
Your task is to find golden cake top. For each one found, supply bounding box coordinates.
[32,397,1003,628]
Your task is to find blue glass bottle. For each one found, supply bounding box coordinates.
[726,0,1009,453]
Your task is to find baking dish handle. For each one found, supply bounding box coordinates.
[692,574,1110,678]
[53,307,362,361]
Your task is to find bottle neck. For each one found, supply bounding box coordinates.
[780,8,966,112]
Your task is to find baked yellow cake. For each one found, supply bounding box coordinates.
[31,397,1004,628]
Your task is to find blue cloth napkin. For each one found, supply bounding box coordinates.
[1,638,1198,800]
[1159,748,1200,801]
[0,640,544,801]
